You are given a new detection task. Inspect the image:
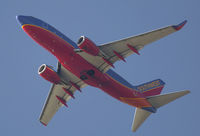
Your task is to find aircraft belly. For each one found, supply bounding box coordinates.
[22,23,152,109]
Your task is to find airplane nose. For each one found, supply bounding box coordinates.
[16,15,31,26]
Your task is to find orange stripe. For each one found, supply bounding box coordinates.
[120,97,152,108]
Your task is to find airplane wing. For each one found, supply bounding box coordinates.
[39,62,87,125]
[77,20,187,73]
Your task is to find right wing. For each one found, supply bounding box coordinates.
[39,62,87,125]
[98,20,187,66]
[77,20,187,73]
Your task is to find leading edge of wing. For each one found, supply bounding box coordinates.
[99,20,187,47]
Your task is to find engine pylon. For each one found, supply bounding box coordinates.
[62,88,75,99]
[113,51,126,62]
[127,44,140,55]
[70,81,82,92]
[56,96,68,107]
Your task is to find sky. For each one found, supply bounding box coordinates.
[0,0,199,135]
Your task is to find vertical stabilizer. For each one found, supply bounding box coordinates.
[135,79,165,97]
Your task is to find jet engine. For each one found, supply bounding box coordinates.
[38,64,61,84]
[77,36,100,56]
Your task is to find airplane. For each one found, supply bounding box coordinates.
[16,15,190,132]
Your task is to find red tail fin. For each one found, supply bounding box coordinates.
[134,79,165,97]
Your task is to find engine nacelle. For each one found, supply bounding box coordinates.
[38,64,61,84]
[77,36,100,56]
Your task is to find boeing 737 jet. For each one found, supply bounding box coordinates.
[16,15,190,132]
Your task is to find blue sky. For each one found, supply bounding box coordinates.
[0,0,199,135]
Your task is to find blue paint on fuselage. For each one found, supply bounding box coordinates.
[106,69,165,93]
[16,15,79,49]
[106,69,135,89]
[142,107,157,113]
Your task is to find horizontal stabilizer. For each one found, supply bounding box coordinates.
[147,90,190,108]
[132,108,151,132]
[131,90,190,132]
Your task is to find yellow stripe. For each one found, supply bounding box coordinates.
[48,68,54,72]
[120,97,145,100]
[142,86,163,93]
[120,97,151,108]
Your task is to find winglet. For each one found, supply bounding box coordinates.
[173,20,187,31]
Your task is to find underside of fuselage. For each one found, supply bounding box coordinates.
[17,15,153,109]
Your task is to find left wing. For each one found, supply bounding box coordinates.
[39,62,87,125]
[77,20,187,73]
